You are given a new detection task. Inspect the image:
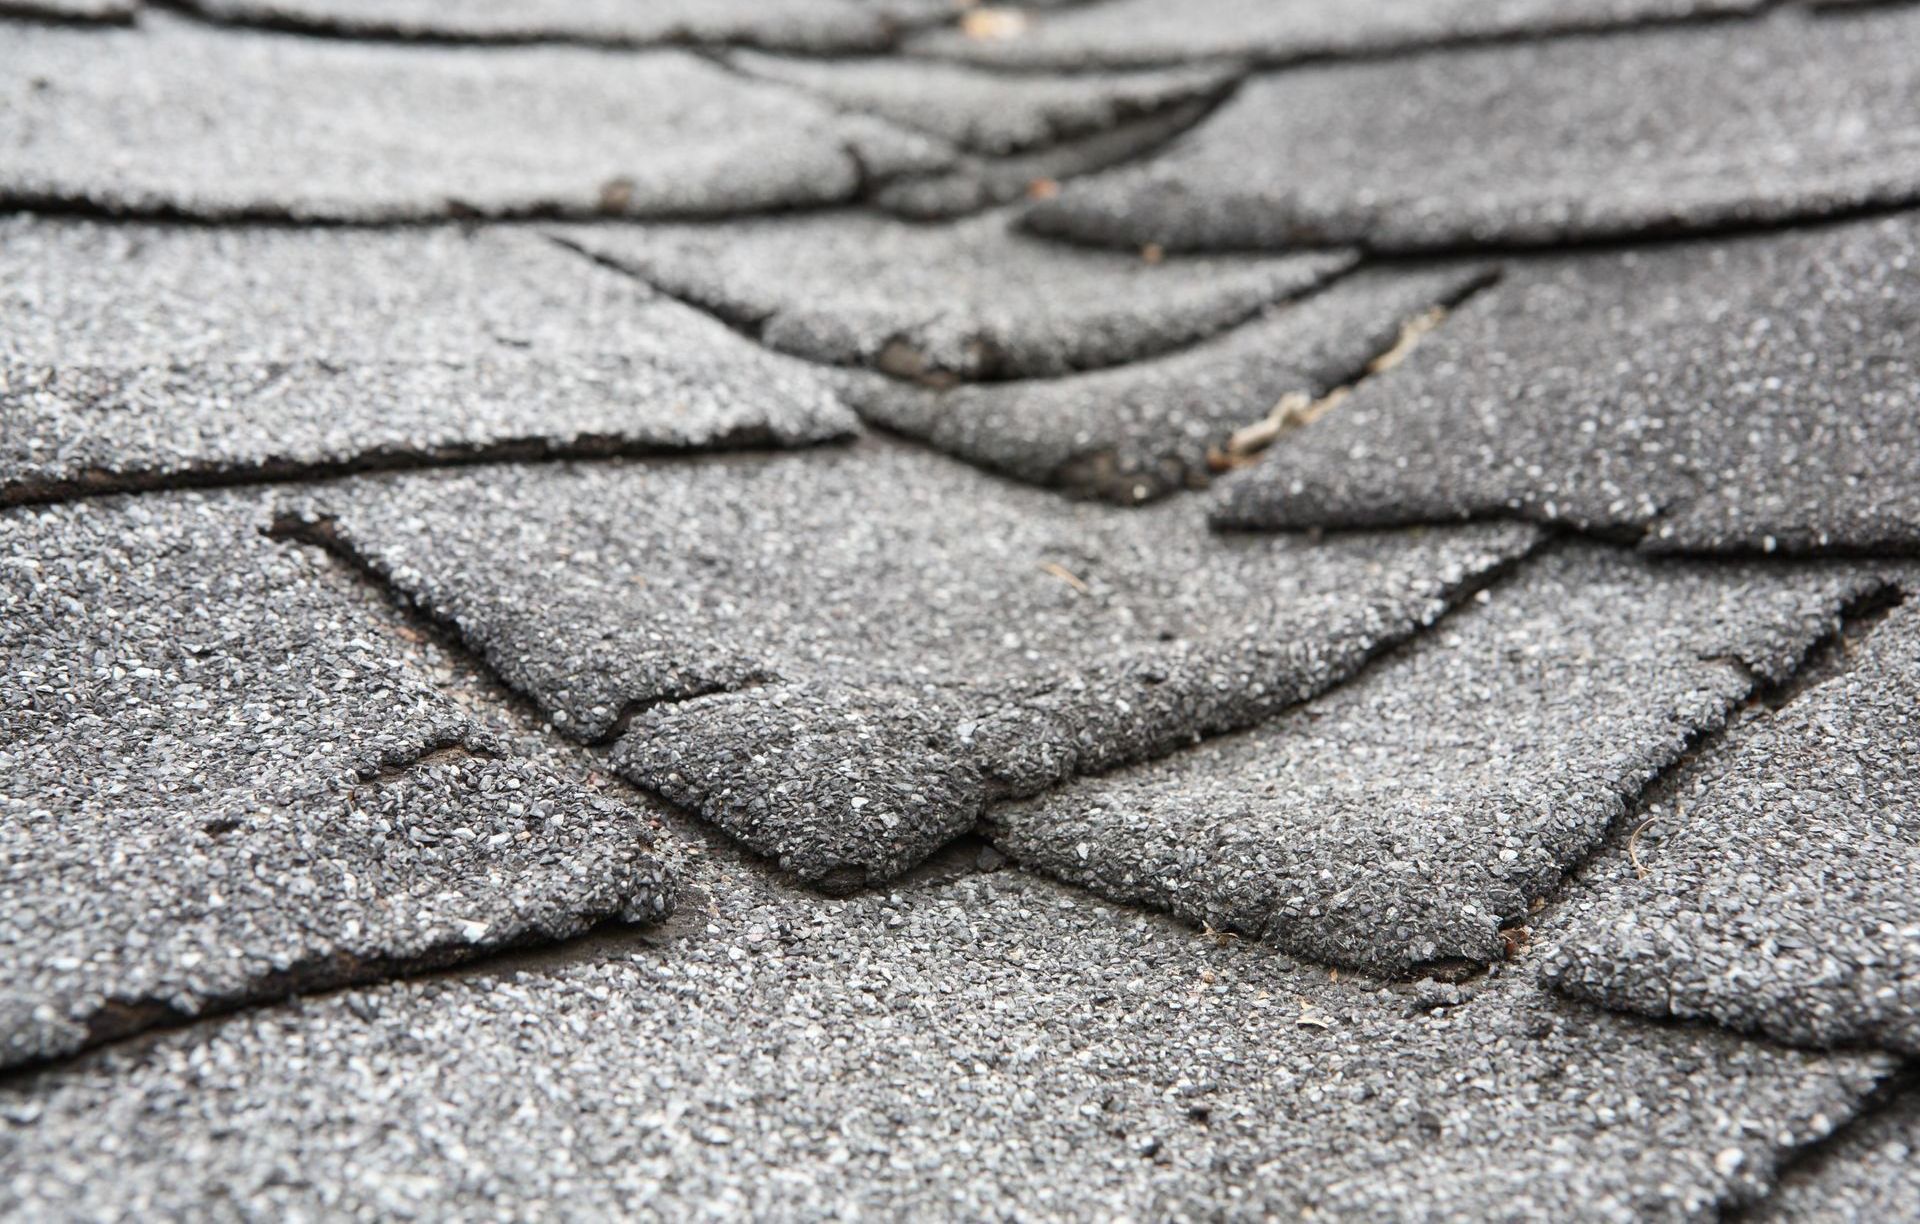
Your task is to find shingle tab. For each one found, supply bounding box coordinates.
[1214,214,1920,554]
[1544,597,1920,1054]
[0,219,856,503]
[1028,7,1920,252]
[911,0,1766,68]
[0,493,674,1068]
[992,545,1899,971]
[0,16,949,220]
[289,442,1538,885]
[841,264,1486,500]
[559,209,1351,381]
[0,870,1888,1221]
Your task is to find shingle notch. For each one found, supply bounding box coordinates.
[291,442,1539,887]
[1544,590,1920,1056]
[991,544,1901,973]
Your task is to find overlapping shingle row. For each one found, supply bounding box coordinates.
[3,0,1918,1217]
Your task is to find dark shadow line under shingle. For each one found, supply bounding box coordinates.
[0,424,859,512]
[135,0,935,56]
[1721,1063,1920,1223]
[544,218,1359,392]
[1520,577,1912,967]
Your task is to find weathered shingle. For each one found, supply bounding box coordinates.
[0,870,1888,1221]
[287,441,1538,885]
[1028,6,1920,252]
[0,493,673,1069]
[1544,595,1920,1054]
[558,209,1351,381]
[991,544,1899,971]
[911,0,1766,68]
[0,16,948,220]
[1214,214,1920,554]
[0,219,856,503]
[840,264,1486,500]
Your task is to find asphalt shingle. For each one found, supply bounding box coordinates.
[0,15,948,220]
[1026,6,1920,252]
[839,264,1487,501]
[1543,597,1920,1054]
[0,869,1888,1221]
[1213,214,1920,554]
[0,493,674,1069]
[0,219,856,504]
[991,545,1899,972]
[285,441,1538,886]
[558,209,1352,381]
[726,51,1235,156]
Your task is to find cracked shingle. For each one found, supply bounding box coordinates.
[990,545,1900,972]
[559,208,1352,381]
[286,441,1538,886]
[911,0,1767,68]
[839,264,1488,501]
[0,15,948,221]
[1213,213,1920,554]
[1543,595,1920,1055]
[1027,6,1920,252]
[0,493,674,1069]
[0,218,857,504]
[0,869,1888,1220]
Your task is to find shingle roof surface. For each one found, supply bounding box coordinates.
[2,0,1918,1217]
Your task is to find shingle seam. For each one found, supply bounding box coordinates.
[136,0,927,55]
[1519,578,1912,984]
[1206,262,1501,472]
[542,222,1362,389]
[715,48,1247,158]
[0,422,860,511]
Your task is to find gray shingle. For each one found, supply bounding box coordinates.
[1750,1092,1920,1223]
[991,545,1899,972]
[1027,7,1920,252]
[0,219,857,504]
[1543,596,1920,1054]
[727,50,1235,155]
[0,16,948,221]
[286,441,1538,885]
[840,264,1487,501]
[1213,214,1920,554]
[0,493,674,1069]
[0,869,1888,1221]
[558,208,1351,381]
